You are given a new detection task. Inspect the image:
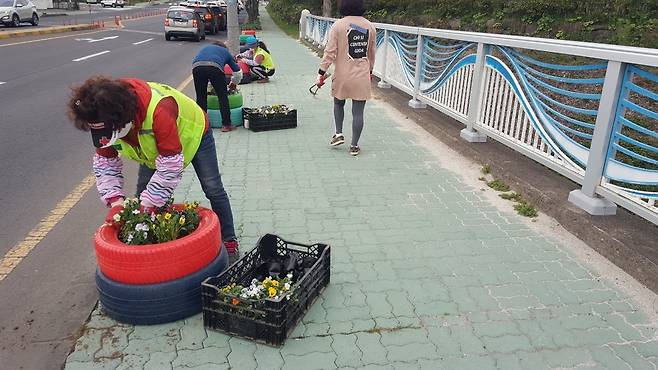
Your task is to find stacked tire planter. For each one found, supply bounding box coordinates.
[94,206,228,325]
[208,90,244,129]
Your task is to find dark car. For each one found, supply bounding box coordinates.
[208,4,226,31]
[187,5,219,35]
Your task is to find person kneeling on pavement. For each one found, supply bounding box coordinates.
[68,76,241,263]
[237,37,275,83]
[192,41,243,133]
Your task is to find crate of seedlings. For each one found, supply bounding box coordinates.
[201,234,330,346]
[243,105,297,132]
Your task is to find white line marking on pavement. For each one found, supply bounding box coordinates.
[0,82,5,85]
[72,50,110,61]
[132,38,153,45]
[88,36,119,43]
[0,30,104,48]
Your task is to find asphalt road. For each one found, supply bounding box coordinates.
[0,16,225,369]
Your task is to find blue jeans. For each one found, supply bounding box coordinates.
[136,131,236,242]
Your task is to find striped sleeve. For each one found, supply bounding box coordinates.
[139,154,184,208]
[93,154,125,206]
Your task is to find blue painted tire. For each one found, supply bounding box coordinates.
[96,247,228,325]
[208,109,222,129]
[230,107,243,127]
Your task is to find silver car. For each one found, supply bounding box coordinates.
[0,0,38,27]
[164,6,205,42]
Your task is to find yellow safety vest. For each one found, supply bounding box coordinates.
[115,82,206,169]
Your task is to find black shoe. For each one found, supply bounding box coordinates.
[330,133,345,146]
[349,146,360,156]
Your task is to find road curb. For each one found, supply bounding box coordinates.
[0,24,98,40]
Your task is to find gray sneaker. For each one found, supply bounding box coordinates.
[330,133,345,146]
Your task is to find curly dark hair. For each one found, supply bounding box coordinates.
[68,76,138,131]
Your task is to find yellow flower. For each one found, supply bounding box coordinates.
[271,280,279,287]
[179,217,186,225]
[268,287,276,297]
[164,213,172,220]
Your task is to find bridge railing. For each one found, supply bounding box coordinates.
[300,11,658,226]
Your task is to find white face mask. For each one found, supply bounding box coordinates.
[100,122,133,148]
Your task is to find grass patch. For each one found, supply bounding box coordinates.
[499,192,523,202]
[487,179,510,192]
[514,201,538,218]
[267,7,299,38]
[480,164,491,174]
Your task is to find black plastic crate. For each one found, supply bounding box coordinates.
[201,234,330,346]
[243,107,297,132]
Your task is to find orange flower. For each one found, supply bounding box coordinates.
[231,298,240,305]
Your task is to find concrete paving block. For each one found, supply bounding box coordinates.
[609,344,656,370]
[542,347,594,369]
[177,317,207,351]
[379,328,429,347]
[355,332,388,365]
[116,354,149,370]
[331,334,363,368]
[281,351,337,370]
[426,326,460,356]
[65,328,103,363]
[281,336,333,356]
[227,337,257,370]
[172,347,229,368]
[386,342,439,363]
[143,351,177,370]
[254,343,285,370]
[481,334,533,353]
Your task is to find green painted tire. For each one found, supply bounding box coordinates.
[207,95,220,110]
[228,93,243,109]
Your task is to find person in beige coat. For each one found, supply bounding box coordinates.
[317,0,376,156]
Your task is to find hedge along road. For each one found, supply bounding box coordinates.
[0,14,214,370]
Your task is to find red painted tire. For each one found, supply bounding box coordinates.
[95,206,221,285]
[224,64,233,76]
[238,60,250,75]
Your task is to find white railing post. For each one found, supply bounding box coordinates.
[408,34,427,109]
[568,61,626,215]
[460,43,489,143]
[299,9,310,40]
[377,29,391,89]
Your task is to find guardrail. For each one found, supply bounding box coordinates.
[300,11,658,226]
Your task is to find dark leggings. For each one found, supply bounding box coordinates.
[193,65,231,126]
[334,98,366,147]
[251,65,275,79]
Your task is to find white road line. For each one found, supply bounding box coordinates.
[132,38,153,45]
[72,50,110,62]
[0,82,5,85]
[88,36,119,43]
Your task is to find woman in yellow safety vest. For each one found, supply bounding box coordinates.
[68,76,241,262]
[238,39,275,83]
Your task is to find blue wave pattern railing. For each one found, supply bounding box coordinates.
[476,47,607,174]
[302,13,658,223]
[604,66,658,203]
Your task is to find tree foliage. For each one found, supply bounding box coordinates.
[268,0,658,47]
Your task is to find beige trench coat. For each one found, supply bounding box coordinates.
[319,16,377,101]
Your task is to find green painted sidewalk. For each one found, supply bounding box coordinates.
[64,8,658,370]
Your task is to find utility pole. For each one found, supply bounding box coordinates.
[227,0,239,55]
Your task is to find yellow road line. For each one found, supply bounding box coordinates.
[0,74,194,282]
[0,175,96,281]
[0,29,104,48]
[177,74,194,91]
